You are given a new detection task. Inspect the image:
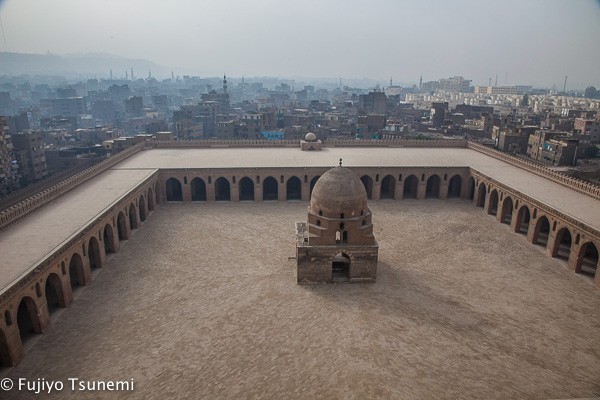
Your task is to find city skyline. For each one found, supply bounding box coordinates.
[1,0,599,89]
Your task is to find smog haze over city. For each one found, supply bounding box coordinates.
[1,0,599,89]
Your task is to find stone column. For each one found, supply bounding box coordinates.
[301,181,310,201]
[372,182,381,200]
[417,182,427,200]
[395,181,403,200]
[278,181,287,202]
[439,183,449,200]
[4,327,24,366]
[206,181,216,202]
[231,184,240,202]
[255,184,263,202]
[182,181,191,202]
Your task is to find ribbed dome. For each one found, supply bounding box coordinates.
[310,166,367,217]
[305,132,317,141]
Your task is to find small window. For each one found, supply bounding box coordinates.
[280,175,284,184]
[316,220,321,226]
[336,231,341,242]
[232,176,236,184]
[360,210,364,216]
[533,209,537,218]
[319,210,323,216]
[421,174,425,181]
[399,174,402,181]
[61,262,66,275]
[575,234,580,245]
[184,176,188,184]
[4,310,12,326]
[36,283,42,298]
[362,219,366,226]
[339,223,345,230]
[257,176,260,184]
[340,213,345,219]
[208,176,212,184]
[444,174,447,181]
[342,231,348,243]
[375,174,379,182]
[304,175,307,183]
[552,221,557,231]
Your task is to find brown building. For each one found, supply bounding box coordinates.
[296,164,378,283]
[11,131,47,183]
[527,130,578,166]
[497,125,538,153]
[574,118,600,144]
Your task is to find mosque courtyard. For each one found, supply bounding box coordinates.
[2,200,600,399]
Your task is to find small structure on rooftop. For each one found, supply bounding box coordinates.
[296,159,378,283]
[300,132,322,151]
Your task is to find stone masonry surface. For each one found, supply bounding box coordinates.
[2,201,600,399]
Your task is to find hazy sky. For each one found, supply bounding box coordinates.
[1,0,599,88]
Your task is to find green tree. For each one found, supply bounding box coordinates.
[584,86,597,99]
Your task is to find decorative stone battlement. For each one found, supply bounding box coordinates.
[0,142,146,231]
[468,142,600,201]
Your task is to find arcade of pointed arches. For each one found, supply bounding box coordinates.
[0,166,598,369]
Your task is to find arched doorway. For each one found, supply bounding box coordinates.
[139,195,147,222]
[215,177,231,201]
[552,227,572,261]
[476,183,486,207]
[286,176,302,200]
[239,177,254,201]
[467,177,476,200]
[17,296,42,344]
[147,188,155,211]
[448,175,462,198]
[103,223,116,254]
[488,190,499,216]
[165,178,183,201]
[501,197,514,225]
[360,175,373,199]
[69,253,85,289]
[577,242,599,278]
[309,176,320,198]
[263,176,278,200]
[129,203,139,230]
[165,177,183,201]
[117,211,128,241]
[403,175,418,199]
[0,328,11,368]
[380,175,395,199]
[88,236,102,270]
[45,273,65,315]
[191,178,207,201]
[426,175,441,198]
[516,206,530,235]
[332,253,350,282]
[533,216,550,247]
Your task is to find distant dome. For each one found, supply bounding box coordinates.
[305,132,317,141]
[310,166,367,217]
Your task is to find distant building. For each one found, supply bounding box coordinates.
[11,131,48,183]
[527,130,578,166]
[50,97,86,117]
[358,91,387,114]
[430,102,448,128]
[124,96,144,116]
[497,125,538,154]
[574,118,600,144]
[475,85,533,95]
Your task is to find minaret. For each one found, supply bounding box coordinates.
[110,69,113,80]
[390,77,393,87]
[171,70,174,81]
[125,70,128,80]
[131,68,134,80]
[223,74,228,94]
[419,76,423,91]
[148,69,152,79]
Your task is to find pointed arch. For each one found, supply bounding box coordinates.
[239,177,255,201]
[476,182,486,207]
[500,196,514,225]
[165,177,183,201]
[88,236,102,269]
[139,195,147,222]
[263,176,278,201]
[215,177,231,201]
[360,175,373,199]
[286,176,302,200]
[488,190,499,216]
[426,175,441,198]
[403,175,418,199]
[69,253,85,289]
[576,242,599,279]
[515,205,530,235]
[45,272,66,315]
[447,175,462,198]
[103,223,116,254]
[533,215,550,247]
[129,203,139,230]
[191,177,207,201]
[552,227,572,261]
[380,175,395,199]
[117,211,129,241]
[17,296,42,344]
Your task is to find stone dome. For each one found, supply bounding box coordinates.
[310,166,367,217]
[305,132,317,141]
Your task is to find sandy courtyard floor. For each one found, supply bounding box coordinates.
[3,200,600,399]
